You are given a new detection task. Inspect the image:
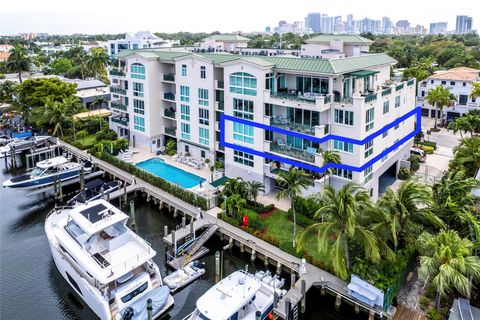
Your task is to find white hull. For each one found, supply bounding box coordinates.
[6,170,81,190]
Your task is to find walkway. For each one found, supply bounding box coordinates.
[257,190,291,211]
[393,304,425,320]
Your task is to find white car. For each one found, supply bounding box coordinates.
[410,147,426,162]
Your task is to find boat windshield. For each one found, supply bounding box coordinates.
[30,167,46,177]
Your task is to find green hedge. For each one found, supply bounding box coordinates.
[398,168,411,180]
[99,152,208,210]
[421,140,437,149]
[293,196,321,219]
[245,202,274,213]
[243,209,265,232]
[287,209,317,227]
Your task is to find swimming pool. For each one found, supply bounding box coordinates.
[135,158,206,188]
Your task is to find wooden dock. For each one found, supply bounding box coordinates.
[393,305,425,320]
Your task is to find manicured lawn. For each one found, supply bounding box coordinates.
[78,134,96,146]
[261,209,331,266]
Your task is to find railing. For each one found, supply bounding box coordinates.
[270,143,315,163]
[111,117,129,126]
[109,69,126,76]
[271,92,317,105]
[110,86,126,95]
[396,83,404,91]
[407,79,415,86]
[324,96,331,104]
[163,93,175,101]
[108,247,152,276]
[164,109,176,119]
[163,74,175,82]
[110,101,127,112]
[270,117,316,136]
[382,88,392,96]
[341,97,352,104]
[364,93,377,103]
[164,127,176,136]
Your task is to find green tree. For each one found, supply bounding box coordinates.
[6,44,31,83]
[448,112,480,137]
[470,82,480,100]
[450,136,480,177]
[245,181,264,203]
[426,85,454,129]
[51,58,73,75]
[77,130,88,144]
[299,183,379,279]
[276,168,313,248]
[222,177,247,199]
[320,149,341,185]
[0,80,17,104]
[371,180,442,251]
[418,230,480,309]
[224,194,246,219]
[87,47,108,80]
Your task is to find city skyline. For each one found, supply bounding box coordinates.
[1,0,479,35]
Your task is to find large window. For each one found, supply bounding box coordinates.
[133,99,144,115]
[133,116,145,132]
[200,66,206,79]
[180,104,190,121]
[364,165,373,183]
[230,72,257,96]
[296,76,329,94]
[199,108,209,125]
[333,140,353,153]
[365,108,374,132]
[233,98,254,120]
[334,109,354,126]
[181,122,190,140]
[233,150,254,167]
[133,82,144,97]
[459,94,468,105]
[181,64,187,77]
[334,168,353,180]
[199,127,209,145]
[198,89,209,106]
[233,122,254,144]
[131,63,145,80]
[180,86,190,102]
[364,140,373,158]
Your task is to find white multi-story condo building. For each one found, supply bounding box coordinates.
[417,67,480,120]
[107,31,180,57]
[108,38,416,199]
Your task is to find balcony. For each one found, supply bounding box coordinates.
[215,100,224,111]
[381,88,392,96]
[163,74,175,82]
[396,83,404,91]
[270,117,316,136]
[164,127,176,137]
[264,90,331,112]
[110,86,126,95]
[109,68,126,77]
[215,80,224,90]
[407,79,415,86]
[163,92,175,101]
[164,109,176,119]
[110,101,127,112]
[111,116,129,127]
[364,93,377,104]
[269,141,316,163]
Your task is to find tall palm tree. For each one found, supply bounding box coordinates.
[432,170,480,242]
[418,230,480,310]
[371,180,443,251]
[470,82,480,101]
[222,177,247,199]
[87,48,108,80]
[298,183,379,279]
[426,85,454,129]
[6,45,31,83]
[276,168,312,248]
[245,181,264,203]
[451,137,480,177]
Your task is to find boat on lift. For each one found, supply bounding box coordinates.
[0,135,53,157]
[67,179,119,206]
[163,260,205,292]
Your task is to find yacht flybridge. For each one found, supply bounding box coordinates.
[45,199,174,320]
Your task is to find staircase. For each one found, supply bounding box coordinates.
[181,223,219,267]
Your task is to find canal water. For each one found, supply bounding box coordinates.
[0,163,368,320]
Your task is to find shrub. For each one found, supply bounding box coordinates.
[425,285,437,299]
[220,213,240,226]
[0,74,5,79]
[214,161,224,170]
[419,296,430,311]
[410,155,420,172]
[398,167,411,180]
[426,309,441,320]
[293,196,321,219]
[165,140,176,155]
[422,140,437,149]
[96,129,117,141]
[287,210,316,227]
[245,202,274,213]
[420,145,434,154]
[242,209,265,232]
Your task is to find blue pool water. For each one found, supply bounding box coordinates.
[135,157,206,188]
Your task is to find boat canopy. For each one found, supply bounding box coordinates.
[36,156,68,169]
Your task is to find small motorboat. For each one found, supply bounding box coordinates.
[0,135,53,157]
[2,156,92,189]
[164,260,206,292]
[66,179,119,206]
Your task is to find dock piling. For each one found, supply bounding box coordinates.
[215,251,220,283]
[79,165,85,192]
[276,261,282,275]
[181,216,186,229]
[171,231,176,258]
[164,225,168,237]
[147,298,152,320]
[335,294,341,309]
[300,279,306,313]
[255,311,261,320]
[285,298,291,320]
[291,272,296,289]
[273,291,279,309]
[129,200,136,231]
[250,249,256,263]
[190,219,194,237]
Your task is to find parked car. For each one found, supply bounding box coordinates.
[410,147,426,162]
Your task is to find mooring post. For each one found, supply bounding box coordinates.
[11,145,16,168]
[215,251,220,283]
[100,186,105,200]
[58,178,63,201]
[255,311,261,320]
[164,225,168,237]
[4,151,8,171]
[171,231,176,258]
[190,219,194,238]
[181,216,186,229]
[291,272,296,289]
[285,298,291,320]
[276,261,282,275]
[147,298,152,320]
[300,279,306,313]
[273,291,279,309]
[123,183,127,204]
[129,200,136,231]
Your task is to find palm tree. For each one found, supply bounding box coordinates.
[432,170,480,242]
[276,168,313,248]
[371,180,443,251]
[40,96,83,138]
[0,80,17,105]
[222,177,247,198]
[245,181,264,203]
[320,149,341,185]
[470,82,480,101]
[87,48,108,80]
[451,137,480,177]
[298,183,379,279]
[418,230,480,310]
[6,45,31,83]
[426,85,454,129]
[224,194,246,220]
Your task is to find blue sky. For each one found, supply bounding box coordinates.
[1,0,478,35]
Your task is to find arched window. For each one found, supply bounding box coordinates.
[229,72,257,96]
[131,63,145,80]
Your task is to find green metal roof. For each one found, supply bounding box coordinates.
[197,53,242,64]
[262,56,335,73]
[330,54,397,73]
[205,34,251,42]
[306,34,374,44]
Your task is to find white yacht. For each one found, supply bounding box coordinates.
[188,270,286,320]
[45,199,174,320]
[0,135,52,157]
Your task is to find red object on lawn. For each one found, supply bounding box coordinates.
[242,215,249,227]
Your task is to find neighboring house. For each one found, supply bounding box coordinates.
[301,34,374,58]
[198,34,250,53]
[107,31,180,57]
[67,79,110,109]
[0,52,11,62]
[0,44,14,53]
[417,67,480,119]
[108,47,416,200]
